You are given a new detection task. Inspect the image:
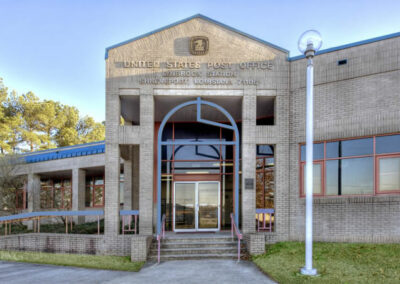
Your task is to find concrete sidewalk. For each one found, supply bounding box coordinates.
[0,259,275,284]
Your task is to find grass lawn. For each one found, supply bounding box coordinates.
[253,242,400,284]
[0,250,144,272]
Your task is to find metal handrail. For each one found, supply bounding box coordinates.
[0,210,139,236]
[256,208,274,232]
[121,210,140,235]
[156,214,166,263]
[230,213,242,261]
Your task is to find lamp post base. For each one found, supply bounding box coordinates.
[300,267,317,276]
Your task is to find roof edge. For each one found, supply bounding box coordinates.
[289,31,400,61]
[104,14,289,59]
[22,140,105,157]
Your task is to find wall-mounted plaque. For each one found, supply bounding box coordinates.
[190,36,209,55]
[245,178,254,190]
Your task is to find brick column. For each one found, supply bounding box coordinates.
[132,145,140,211]
[138,93,154,235]
[104,93,121,236]
[26,173,40,229]
[123,152,133,210]
[27,173,40,212]
[241,89,257,234]
[104,143,121,235]
[72,168,86,224]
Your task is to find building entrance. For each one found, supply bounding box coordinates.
[174,181,220,232]
[157,97,240,235]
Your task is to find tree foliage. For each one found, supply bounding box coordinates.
[0,153,26,214]
[0,78,105,153]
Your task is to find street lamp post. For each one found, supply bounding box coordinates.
[298,30,322,276]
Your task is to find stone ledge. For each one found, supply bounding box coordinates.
[299,195,400,205]
[291,235,400,243]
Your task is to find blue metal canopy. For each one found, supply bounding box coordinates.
[22,141,105,163]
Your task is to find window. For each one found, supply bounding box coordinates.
[15,183,27,210]
[377,156,400,193]
[120,95,140,125]
[300,133,400,196]
[40,179,72,209]
[256,145,275,208]
[256,96,275,125]
[256,145,275,232]
[120,173,124,205]
[86,176,105,207]
[301,162,323,195]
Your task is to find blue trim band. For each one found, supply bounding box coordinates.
[289,31,400,61]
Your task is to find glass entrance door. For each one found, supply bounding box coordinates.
[174,183,196,230]
[174,181,220,232]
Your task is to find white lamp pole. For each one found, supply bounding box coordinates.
[298,30,322,276]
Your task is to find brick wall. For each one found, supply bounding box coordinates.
[289,36,400,242]
[0,233,153,257]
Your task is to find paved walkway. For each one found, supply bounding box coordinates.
[0,260,275,284]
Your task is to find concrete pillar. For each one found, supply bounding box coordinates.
[123,151,133,210]
[27,173,40,212]
[27,173,40,230]
[241,89,257,234]
[104,143,121,235]
[138,93,154,235]
[104,93,121,236]
[72,168,86,224]
[132,145,140,211]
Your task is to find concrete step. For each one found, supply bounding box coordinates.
[161,237,234,244]
[149,247,239,256]
[148,253,239,261]
[148,234,246,261]
[150,241,237,249]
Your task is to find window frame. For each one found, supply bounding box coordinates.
[299,161,325,197]
[299,133,400,197]
[86,175,105,208]
[40,178,72,209]
[256,155,275,209]
[376,153,400,194]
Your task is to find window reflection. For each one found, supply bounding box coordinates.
[86,176,105,207]
[341,138,373,157]
[40,179,72,209]
[341,157,373,195]
[300,134,400,197]
[376,135,400,154]
[326,160,339,195]
[303,163,322,194]
[256,145,275,209]
[300,143,324,161]
[379,157,400,191]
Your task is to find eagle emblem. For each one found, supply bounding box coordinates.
[190,36,209,55]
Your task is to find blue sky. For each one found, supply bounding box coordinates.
[1,0,399,122]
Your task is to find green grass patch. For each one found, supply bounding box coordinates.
[253,242,400,284]
[0,250,144,272]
